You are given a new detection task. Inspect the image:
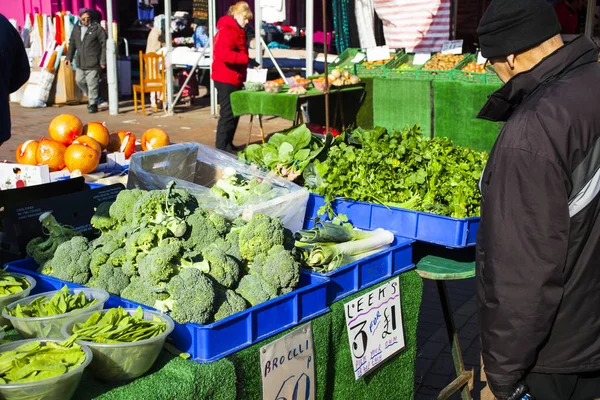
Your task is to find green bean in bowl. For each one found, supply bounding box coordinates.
[0,338,92,400]
[243,81,264,92]
[0,271,36,328]
[61,307,174,381]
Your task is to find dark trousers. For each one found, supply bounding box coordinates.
[214,81,240,151]
[526,370,600,400]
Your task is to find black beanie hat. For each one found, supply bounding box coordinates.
[477,0,562,59]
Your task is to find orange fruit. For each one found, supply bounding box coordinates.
[83,122,110,150]
[36,138,67,171]
[73,135,102,154]
[141,128,170,151]
[48,114,83,145]
[106,133,121,153]
[16,140,39,165]
[64,143,100,174]
[117,131,136,159]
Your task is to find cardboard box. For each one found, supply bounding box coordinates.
[0,163,51,190]
[49,59,85,105]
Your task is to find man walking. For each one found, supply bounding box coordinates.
[476,0,600,399]
[65,9,106,114]
[0,13,30,144]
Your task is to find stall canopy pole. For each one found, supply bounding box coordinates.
[306,0,314,77]
[322,0,329,135]
[210,0,217,117]
[255,0,262,65]
[105,0,119,115]
[585,0,597,37]
[165,0,174,115]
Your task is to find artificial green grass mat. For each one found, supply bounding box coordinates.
[373,78,432,137]
[328,270,423,399]
[231,89,300,120]
[356,77,374,129]
[432,80,502,152]
[0,270,422,399]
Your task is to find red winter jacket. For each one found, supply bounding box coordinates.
[211,16,249,88]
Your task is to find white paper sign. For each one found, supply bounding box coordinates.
[344,277,405,380]
[366,45,391,62]
[441,40,464,55]
[477,51,487,65]
[351,52,366,64]
[261,323,315,400]
[413,53,431,65]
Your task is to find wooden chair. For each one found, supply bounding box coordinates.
[133,51,166,115]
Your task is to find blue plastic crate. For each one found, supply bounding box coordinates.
[5,258,330,363]
[305,193,479,248]
[307,236,414,304]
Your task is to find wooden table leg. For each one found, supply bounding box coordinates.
[258,115,265,143]
[247,114,254,146]
[437,280,472,400]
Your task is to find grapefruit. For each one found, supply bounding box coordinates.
[106,133,121,153]
[84,122,110,150]
[65,143,100,174]
[36,138,67,171]
[73,135,102,154]
[141,128,170,151]
[48,114,83,145]
[15,140,39,165]
[117,131,136,159]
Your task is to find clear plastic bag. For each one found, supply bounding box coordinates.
[127,143,309,232]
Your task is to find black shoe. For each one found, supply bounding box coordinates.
[230,144,243,152]
[88,104,98,114]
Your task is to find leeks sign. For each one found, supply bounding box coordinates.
[260,323,315,400]
[344,277,405,379]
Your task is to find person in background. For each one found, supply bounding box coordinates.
[211,1,253,153]
[476,0,600,399]
[192,19,209,49]
[0,13,30,145]
[65,9,107,114]
[553,0,585,34]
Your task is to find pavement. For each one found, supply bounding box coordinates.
[6,99,485,400]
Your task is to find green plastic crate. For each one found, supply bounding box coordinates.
[384,53,422,78]
[355,49,404,77]
[452,54,488,84]
[328,48,365,74]
[385,53,466,81]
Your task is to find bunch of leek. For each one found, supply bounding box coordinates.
[295,219,394,273]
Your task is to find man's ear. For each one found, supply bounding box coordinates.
[506,54,516,70]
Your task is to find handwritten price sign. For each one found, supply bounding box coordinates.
[260,323,315,400]
[344,277,405,380]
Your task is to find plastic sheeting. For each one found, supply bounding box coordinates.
[127,143,310,233]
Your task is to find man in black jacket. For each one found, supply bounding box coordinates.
[476,0,600,399]
[65,9,106,114]
[0,14,30,144]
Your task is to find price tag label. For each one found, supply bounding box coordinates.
[441,40,464,54]
[261,323,315,400]
[344,277,405,380]
[477,51,487,65]
[413,53,431,65]
[351,52,366,64]
[366,45,391,62]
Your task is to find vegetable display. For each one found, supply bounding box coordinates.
[0,339,87,384]
[0,270,29,297]
[326,69,361,87]
[422,53,463,71]
[303,125,488,218]
[31,184,301,325]
[26,212,79,268]
[239,124,328,181]
[295,217,394,273]
[69,307,166,343]
[6,286,99,318]
[211,167,285,206]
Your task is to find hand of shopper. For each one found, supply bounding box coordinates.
[100,64,106,69]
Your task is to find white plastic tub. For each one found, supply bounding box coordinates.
[0,273,36,327]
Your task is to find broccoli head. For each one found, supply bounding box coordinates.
[235,274,278,307]
[181,209,225,252]
[125,228,160,261]
[87,264,130,296]
[121,277,169,307]
[156,268,216,324]
[251,245,300,294]
[27,211,78,267]
[91,201,118,233]
[107,248,127,268]
[187,246,240,289]
[46,236,92,285]
[238,214,286,262]
[213,287,247,321]
[137,238,182,285]
[132,190,188,238]
[90,231,124,254]
[109,189,144,224]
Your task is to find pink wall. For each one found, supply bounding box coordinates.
[1,0,116,30]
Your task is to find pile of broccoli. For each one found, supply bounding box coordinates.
[26,183,300,325]
[211,167,281,206]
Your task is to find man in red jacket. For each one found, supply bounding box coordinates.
[211,2,253,153]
